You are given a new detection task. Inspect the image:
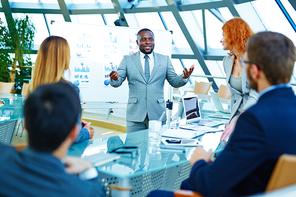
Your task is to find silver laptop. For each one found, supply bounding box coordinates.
[210,92,231,114]
[182,95,201,123]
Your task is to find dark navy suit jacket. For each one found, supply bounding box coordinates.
[0,145,105,197]
[187,87,296,197]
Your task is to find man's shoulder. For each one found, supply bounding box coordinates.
[243,87,296,119]
[0,143,17,158]
[154,52,169,58]
[255,87,295,106]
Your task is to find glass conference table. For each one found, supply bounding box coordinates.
[0,93,24,144]
[68,112,227,197]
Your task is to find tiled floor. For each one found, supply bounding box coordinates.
[12,112,126,144]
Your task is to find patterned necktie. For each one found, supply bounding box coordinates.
[144,54,150,81]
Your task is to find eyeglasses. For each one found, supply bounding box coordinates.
[239,58,253,67]
[240,58,261,70]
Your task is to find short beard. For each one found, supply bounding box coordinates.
[247,66,258,92]
[140,48,153,54]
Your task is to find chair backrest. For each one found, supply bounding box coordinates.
[80,102,86,121]
[21,83,29,96]
[12,143,28,151]
[174,190,203,197]
[193,82,213,95]
[217,84,231,99]
[0,82,15,93]
[266,154,296,192]
[0,120,18,144]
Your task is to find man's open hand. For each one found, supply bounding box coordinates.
[183,65,195,79]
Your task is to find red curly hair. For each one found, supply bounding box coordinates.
[222,18,254,58]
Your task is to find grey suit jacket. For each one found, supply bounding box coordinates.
[110,51,187,122]
[223,56,258,122]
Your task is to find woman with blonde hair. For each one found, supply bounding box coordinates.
[28,36,94,143]
[220,18,258,141]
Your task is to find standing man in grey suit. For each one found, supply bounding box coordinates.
[110,28,194,133]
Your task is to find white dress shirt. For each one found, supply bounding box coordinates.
[139,51,154,75]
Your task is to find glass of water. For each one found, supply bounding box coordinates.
[171,117,181,129]
[149,120,162,148]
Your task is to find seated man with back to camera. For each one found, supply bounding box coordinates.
[148,31,296,197]
[0,83,105,196]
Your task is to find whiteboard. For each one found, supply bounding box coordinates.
[51,22,172,102]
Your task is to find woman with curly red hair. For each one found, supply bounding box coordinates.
[220,18,258,141]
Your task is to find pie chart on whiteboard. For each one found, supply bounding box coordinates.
[104,79,110,86]
[74,80,80,87]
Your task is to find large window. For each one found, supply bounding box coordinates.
[71,0,111,3]
[9,0,37,2]
[205,10,224,49]
[71,14,105,25]
[12,13,49,46]
[161,12,190,49]
[103,14,119,26]
[218,7,233,21]
[251,0,296,43]
[0,13,6,24]
[134,12,165,30]
[280,0,296,25]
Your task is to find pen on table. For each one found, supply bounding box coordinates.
[158,111,166,122]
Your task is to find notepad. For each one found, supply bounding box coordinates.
[161,129,205,139]
[82,152,120,167]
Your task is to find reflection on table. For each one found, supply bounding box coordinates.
[68,127,225,196]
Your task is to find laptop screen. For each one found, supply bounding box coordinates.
[183,95,201,123]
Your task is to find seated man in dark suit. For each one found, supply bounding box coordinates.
[148,31,296,197]
[0,83,105,196]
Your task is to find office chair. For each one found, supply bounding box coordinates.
[217,84,231,99]
[191,81,213,101]
[15,83,28,137]
[193,82,213,95]
[21,83,29,96]
[0,120,19,144]
[173,154,296,197]
[11,143,28,151]
[265,154,296,192]
[0,82,15,93]
[81,102,86,121]
[174,190,202,197]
